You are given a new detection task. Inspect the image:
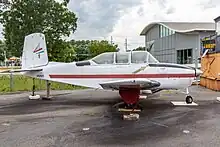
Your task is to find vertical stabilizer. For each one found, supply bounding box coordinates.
[22,33,48,69]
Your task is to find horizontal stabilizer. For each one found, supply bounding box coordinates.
[0,68,42,73]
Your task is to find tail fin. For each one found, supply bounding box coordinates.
[22,33,48,69]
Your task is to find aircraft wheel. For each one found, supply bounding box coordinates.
[185,95,193,104]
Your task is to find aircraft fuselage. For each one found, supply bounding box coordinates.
[24,61,197,90]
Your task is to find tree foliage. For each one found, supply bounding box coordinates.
[50,40,76,62]
[89,40,117,57]
[133,46,146,51]
[0,40,6,62]
[69,40,118,61]
[0,0,77,61]
[63,0,70,6]
[69,40,90,61]
[0,0,118,63]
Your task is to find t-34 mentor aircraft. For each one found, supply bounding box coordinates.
[2,33,202,110]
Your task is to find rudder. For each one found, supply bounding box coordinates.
[22,33,48,69]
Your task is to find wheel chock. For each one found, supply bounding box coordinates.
[118,108,141,112]
[123,113,140,121]
[29,95,41,100]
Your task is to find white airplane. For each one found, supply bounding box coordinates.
[2,33,202,110]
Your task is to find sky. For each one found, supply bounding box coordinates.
[0,0,219,51]
[67,0,220,50]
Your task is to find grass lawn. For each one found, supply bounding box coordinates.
[0,74,85,93]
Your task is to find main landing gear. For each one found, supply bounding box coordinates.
[29,78,52,100]
[185,87,193,104]
[42,80,52,100]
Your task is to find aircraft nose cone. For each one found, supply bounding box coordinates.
[196,69,203,76]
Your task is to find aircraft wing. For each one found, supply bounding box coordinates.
[0,68,43,73]
[99,78,160,90]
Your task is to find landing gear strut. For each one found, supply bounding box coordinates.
[29,78,40,100]
[185,87,193,104]
[29,79,52,100]
[42,80,52,100]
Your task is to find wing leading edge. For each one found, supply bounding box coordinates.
[99,78,160,90]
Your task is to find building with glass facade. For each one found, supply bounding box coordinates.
[140,22,216,65]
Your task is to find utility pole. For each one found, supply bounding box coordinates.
[110,36,113,45]
[125,38,128,52]
[195,48,198,70]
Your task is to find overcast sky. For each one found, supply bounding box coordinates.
[0,0,219,50]
[67,0,220,50]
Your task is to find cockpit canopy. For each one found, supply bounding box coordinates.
[91,51,159,65]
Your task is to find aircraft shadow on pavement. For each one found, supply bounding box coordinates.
[0,89,212,116]
[0,93,122,115]
[0,93,174,116]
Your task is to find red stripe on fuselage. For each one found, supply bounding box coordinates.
[49,74,195,79]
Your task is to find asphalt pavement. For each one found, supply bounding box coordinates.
[0,86,220,147]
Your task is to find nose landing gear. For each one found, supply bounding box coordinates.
[186,95,193,104]
[185,87,193,104]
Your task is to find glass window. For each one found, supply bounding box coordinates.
[160,25,175,37]
[148,53,159,63]
[217,21,220,35]
[161,26,163,37]
[187,49,192,64]
[168,29,171,36]
[92,52,114,64]
[160,25,162,38]
[165,27,168,37]
[131,51,148,63]
[115,52,129,64]
[164,26,167,37]
[162,26,165,37]
[176,49,192,64]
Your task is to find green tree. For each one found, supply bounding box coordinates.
[69,40,90,61]
[69,40,118,61]
[88,40,117,57]
[0,40,7,62]
[63,0,70,6]
[51,40,76,62]
[133,46,146,51]
[0,0,77,61]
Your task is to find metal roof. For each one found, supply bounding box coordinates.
[140,22,215,35]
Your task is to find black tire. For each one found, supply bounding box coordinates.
[186,95,193,104]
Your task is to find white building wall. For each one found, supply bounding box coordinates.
[144,24,215,64]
